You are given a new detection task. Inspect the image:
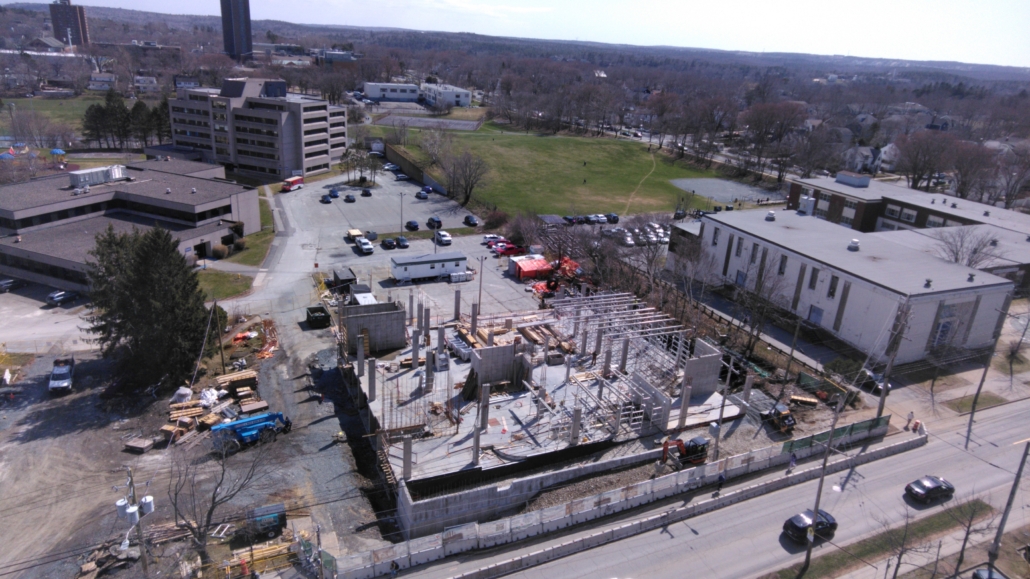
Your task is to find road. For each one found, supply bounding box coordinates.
[406,398,1029,579]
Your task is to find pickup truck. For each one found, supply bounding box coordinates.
[48,357,75,394]
[496,244,528,257]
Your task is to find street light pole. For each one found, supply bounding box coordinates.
[798,397,845,578]
[477,255,486,307]
[988,439,1030,573]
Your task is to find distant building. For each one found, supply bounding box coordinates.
[87,72,116,91]
[422,83,471,107]
[167,77,348,180]
[26,37,68,53]
[49,0,89,47]
[174,75,200,90]
[362,82,420,102]
[220,0,253,62]
[133,76,159,94]
[315,50,358,66]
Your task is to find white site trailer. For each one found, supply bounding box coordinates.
[391,251,467,282]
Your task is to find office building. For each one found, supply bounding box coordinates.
[220,0,253,62]
[421,83,472,108]
[166,77,347,179]
[49,0,89,47]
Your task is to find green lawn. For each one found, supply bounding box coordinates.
[400,128,716,216]
[223,196,275,267]
[942,391,1008,413]
[4,95,106,130]
[197,270,253,301]
[767,500,993,579]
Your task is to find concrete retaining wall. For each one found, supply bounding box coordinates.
[342,301,406,354]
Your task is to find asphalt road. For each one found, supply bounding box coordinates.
[406,399,1030,579]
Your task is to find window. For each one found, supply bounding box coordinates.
[305,139,329,148]
[840,216,853,226]
[844,200,858,210]
[814,208,828,218]
[926,215,945,228]
[809,268,819,290]
[817,192,831,201]
[777,255,788,275]
[900,209,917,223]
[828,275,839,298]
[712,228,720,246]
[304,127,328,136]
[188,94,209,102]
[735,270,747,286]
[305,150,327,159]
[750,242,759,264]
[885,204,901,218]
[735,237,743,257]
[212,100,227,110]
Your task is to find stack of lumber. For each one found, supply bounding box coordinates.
[169,406,204,421]
[144,522,192,545]
[400,356,426,369]
[215,369,258,396]
[457,326,481,348]
[519,326,544,345]
[231,543,291,564]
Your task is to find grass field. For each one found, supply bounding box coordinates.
[5,95,105,130]
[942,391,1008,413]
[198,270,253,301]
[223,196,275,267]
[400,125,716,216]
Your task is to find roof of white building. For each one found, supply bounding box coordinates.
[704,209,1013,296]
[869,224,1030,269]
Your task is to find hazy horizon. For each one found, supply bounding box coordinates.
[8,0,1030,69]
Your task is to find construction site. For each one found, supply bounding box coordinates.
[327,288,827,539]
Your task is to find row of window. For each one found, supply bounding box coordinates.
[304,150,328,159]
[173,118,210,128]
[331,142,346,150]
[330,110,346,118]
[305,139,328,148]
[187,94,209,102]
[720,227,842,301]
[303,105,328,112]
[237,125,278,138]
[330,121,346,129]
[234,114,278,126]
[172,106,208,116]
[304,127,328,136]
[237,148,279,161]
[248,102,285,112]
[0,201,231,231]
[0,253,89,284]
[303,116,328,125]
[237,163,279,176]
[237,137,276,149]
[306,163,329,173]
[174,128,210,140]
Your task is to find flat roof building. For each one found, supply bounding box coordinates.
[168,78,347,180]
[689,209,1013,365]
[49,0,89,47]
[421,83,472,108]
[362,82,420,102]
[0,160,258,291]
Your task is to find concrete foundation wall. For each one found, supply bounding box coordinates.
[343,301,407,354]
[471,344,516,387]
[684,340,722,398]
[628,374,671,427]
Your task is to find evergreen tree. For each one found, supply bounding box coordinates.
[129,100,152,146]
[85,226,213,391]
[82,104,106,147]
[151,96,171,143]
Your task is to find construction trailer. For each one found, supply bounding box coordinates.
[391,252,467,282]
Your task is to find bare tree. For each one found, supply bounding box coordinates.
[506,212,543,248]
[167,443,279,564]
[445,150,490,207]
[668,235,721,333]
[418,128,452,169]
[895,131,956,191]
[875,510,933,579]
[994,144,1030,209]
[930,227,1002,269]
[951,141,997,200]
[946,496,997,575]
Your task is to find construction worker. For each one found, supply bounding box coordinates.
[717,473,726,494]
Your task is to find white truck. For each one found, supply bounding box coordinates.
[48,357,75,394]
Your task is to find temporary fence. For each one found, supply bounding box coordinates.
[336,415,895,579]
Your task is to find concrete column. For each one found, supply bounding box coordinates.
[580,321,589,357]
[470,303,479,336]
[573,307,582,335]
[412,333,421,369]
[402,437,413,481]
[356,335,365,377]
[742,373,755,404]
[487,331,494,347]
[454,289,461,320]
[603,346,613,377]
[537,393,546,417]
[504,318,512,330]
[594,328,604,356]
[423,307,431,339]
[570,406,582,445]
[437,326,445,357]
[620,338,630,373]
[417,302,424,332]
[565,357,572,382]
[368,358,377,402]
[480,383,492,430]
[408,290,414,326]
[425,351,434,392]
[677,373,692,430]
[472,423,481,466]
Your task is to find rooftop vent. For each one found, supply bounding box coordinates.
[191,187,197,194]
[835,171,871,188]
[951,203,957,208]
[165,188,171,194]
[847,239,860,252]
[83,185,89,193]
[984,210,990,217]
[925,278,933,288]
[990,239,998,246]
[765,211,776,222]
[931,199,935,204]
[968,273,976,282]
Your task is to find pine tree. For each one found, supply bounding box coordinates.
[129,100,152,147]
[81,104,107,147]
[85,226,213,391]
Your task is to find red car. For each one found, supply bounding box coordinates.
[496,244,528,257]
[486,238,509,249]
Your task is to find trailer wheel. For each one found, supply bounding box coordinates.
[260,429,277,444]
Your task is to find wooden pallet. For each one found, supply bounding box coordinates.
[169,400,201,410]
[215,369,258,388]
[169,407,205,420]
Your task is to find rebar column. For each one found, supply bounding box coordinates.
[356,335,365,377]
[454,289,461,320]
[471,303,479,335]
[677,373,692,430]
[480,383,492,430]
[620,337,630,373]
[368,358,376,402]
[423,307,431,339]
[570,406,582,445]
[402,436,413,480]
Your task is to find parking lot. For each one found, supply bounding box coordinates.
[0,282,93,353]
[293,173,479,238]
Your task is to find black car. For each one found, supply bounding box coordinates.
[562,215,576,225]
[361,188,372,197]
[0,278,25,292]
[320,194,332,204]
[396,236,409,248]
[427,216,442,229]
[344,194,356,202]
[782,509,837,543]
[464,215,479,227]
[46,290,79,306]
[905,475,955,503]
[405,220,420,231]
[329,188,340,198]
[381,238,396,249]
[605,212,620,223]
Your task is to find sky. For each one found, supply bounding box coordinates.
[51,0,1030,68]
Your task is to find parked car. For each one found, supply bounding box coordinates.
[364,231,378,241]
[381,238,397,249]
[435,230,452,245]
[415,190,429,200]
[405,220,420,231]
[486,238,509,249]
[383,163,399,171]
[0,278,25,292]
[328,188,340,198]
[46,290,79,306]
[905,475,955,503]
[427,216,442,229]
[421,186,433,193]
[859,369,892,395]
[605,212,620,223]
[320,194,332,204]
[464,215,479,226]
[361,188,372,197]
[344,194,356,203]
[621,236,636,247]
[972,569,1009,579]
[483,234,504,244]
[593,214,609,223]
[782,509,837,543]
[356,238,374,254]
[496,244,527,257]
[395,173,409,181]
[396,236,409,249]
[562,215,577,225]
[368,151,383,158]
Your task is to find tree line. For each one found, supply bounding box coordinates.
[81,90,171,149]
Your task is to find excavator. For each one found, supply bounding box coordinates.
[661,436,709,470]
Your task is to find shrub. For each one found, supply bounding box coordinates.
[211,244,230,259]
[484,210,509,229]
[233,238,247,252]
[824,357,864,383]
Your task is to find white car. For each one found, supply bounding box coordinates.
[435,231,452,245]
[383,163,399,171]
[357,238,375,254]
[483,234,504,244]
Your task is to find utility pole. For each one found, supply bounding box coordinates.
[316,524,325,579]
[477,255,487,307]
[399,192,405,233]
[784,317,801,382]
[965,351,993,450]
[988,439,1029,572]
[798,396,845,578]
[711,359,733,462]
[877,301,910,418]
[214,298,226,375]
[126,468,150,578]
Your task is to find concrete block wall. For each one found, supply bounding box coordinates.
[471,344,516,387]
[343,302,407,354]
[684,340,722,398]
